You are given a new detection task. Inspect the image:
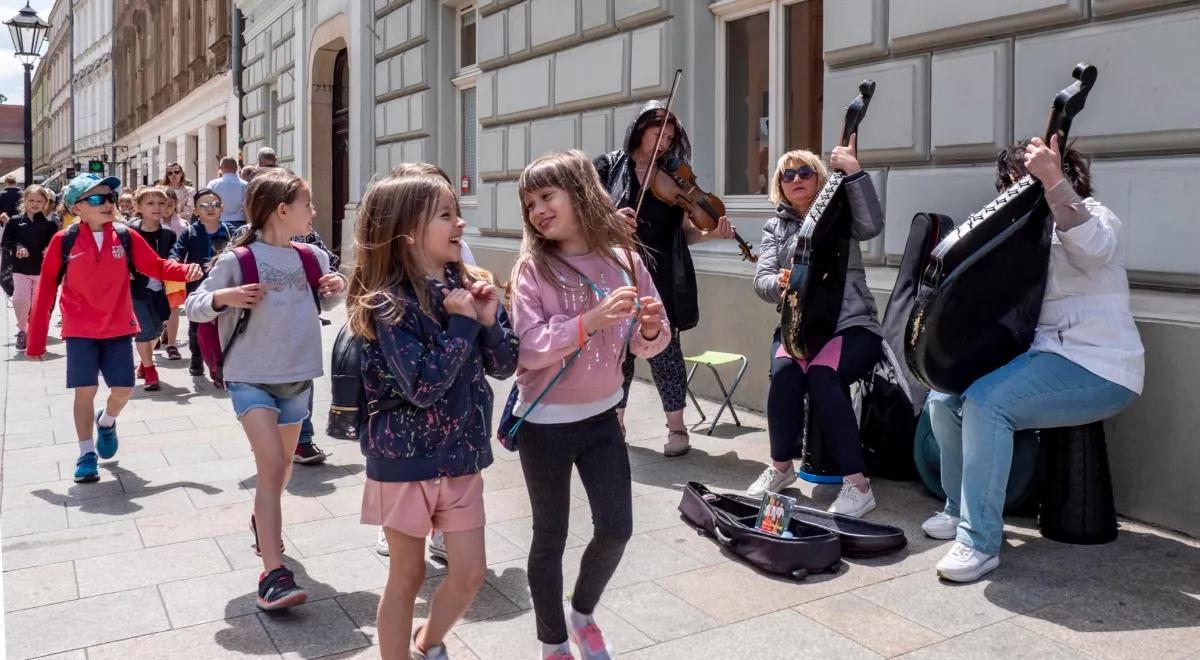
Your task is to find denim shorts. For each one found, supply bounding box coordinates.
[65,336,136,388]
[226,381,313,426]
[132,295,167,343]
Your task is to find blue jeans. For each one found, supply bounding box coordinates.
[927,351,1135,556]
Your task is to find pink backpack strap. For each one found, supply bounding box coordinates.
[233,246,259,284]
[291,242,324,309]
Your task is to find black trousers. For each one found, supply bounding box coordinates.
[517,408,633,644]
[767,326,881,474]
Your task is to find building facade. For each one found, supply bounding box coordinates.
[31,0,74,189]
[70,0,114,171]
[232,0,1200,536]
[112,0,238,188]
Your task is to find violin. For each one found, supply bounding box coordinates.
[646,156,757,262]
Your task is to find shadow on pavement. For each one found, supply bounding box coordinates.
[29,464,223,515]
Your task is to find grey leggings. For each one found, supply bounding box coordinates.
[517,408,633,644]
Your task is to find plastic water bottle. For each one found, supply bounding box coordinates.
[781,530,794,539]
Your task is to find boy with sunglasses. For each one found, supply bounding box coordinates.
[25,174,203,482]
[169,188,234,378]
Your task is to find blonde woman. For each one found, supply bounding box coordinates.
[745,140,887,518]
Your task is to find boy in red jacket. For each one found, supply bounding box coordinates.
[26,174,202,482]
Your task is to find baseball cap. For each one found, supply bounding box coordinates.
[63,173,122,207]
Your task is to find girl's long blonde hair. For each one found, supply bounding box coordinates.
[511,149,639,300]
[768,149,828,206]
[18,184,51,215]
[347,171,487,341]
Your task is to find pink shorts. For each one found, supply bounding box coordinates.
[361,473,486,539]
[775,335,844,373]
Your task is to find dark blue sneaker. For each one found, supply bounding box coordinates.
[74,452,99,482]
[95,410,118,460]
[256,566,307,610]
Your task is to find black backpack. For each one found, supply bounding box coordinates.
[58,223,135,285]
[327,323,367,440]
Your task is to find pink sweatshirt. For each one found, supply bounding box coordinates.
[511,251,671,405]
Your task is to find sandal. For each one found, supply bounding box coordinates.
[663,429,691,457]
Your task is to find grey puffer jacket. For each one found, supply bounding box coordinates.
[753,171,885,336]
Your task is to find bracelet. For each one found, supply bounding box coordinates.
[578,315,587,349]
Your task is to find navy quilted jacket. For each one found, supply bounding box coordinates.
[360,273,519,482]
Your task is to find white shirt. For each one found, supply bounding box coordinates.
[206,173,247,225]
[1029,181,1145,394]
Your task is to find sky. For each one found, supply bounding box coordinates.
[0,0,55,105]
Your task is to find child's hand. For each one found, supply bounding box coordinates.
[318,273,345,297]
[582,285,637,333]
[443,288,478,321]
[214,283,263,309]
[468,280,499,327]
[185,263,204,282]
[15,245,29,259]
[637,297,665,340]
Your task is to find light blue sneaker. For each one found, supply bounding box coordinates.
[74,452,99,483]
[95,410,118,460]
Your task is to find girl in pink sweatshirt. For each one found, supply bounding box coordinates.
[509,150,670,660]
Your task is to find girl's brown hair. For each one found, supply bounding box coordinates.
[511,149,639,303]
[347,171,485,341]
[226,169,308,254]
[158,162,193,187]
[18,184,52,215]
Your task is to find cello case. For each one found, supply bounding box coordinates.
[780,80,875,359]
[860,212,954,479]
[906,63,1098,394]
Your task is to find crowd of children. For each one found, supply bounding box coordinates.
[10,152,677,660]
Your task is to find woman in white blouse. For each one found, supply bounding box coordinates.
[924,136,1144,583]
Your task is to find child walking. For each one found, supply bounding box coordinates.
[169,188,233,378]
[509,150,670,660]
[185,170,346,610]
[1,184,57,351]
[349,170,518,660]
[25,174,202,482]
[160,189,189,360]
[130,187,180,391]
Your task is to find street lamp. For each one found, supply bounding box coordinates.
[5,2,51,187]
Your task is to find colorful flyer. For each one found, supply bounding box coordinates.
[755,491,796,536]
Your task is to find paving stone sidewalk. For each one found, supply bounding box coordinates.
[2,304,1199,659]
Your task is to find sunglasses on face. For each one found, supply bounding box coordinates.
[82,192,119,207]
[196,201,223,210]
[168,170,182,176]
[782,166,816,183]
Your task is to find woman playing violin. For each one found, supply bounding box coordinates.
[594,102,735,457]
[746,138,887,519]
[924,137,1143,583]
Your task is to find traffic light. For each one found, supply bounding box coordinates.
[88,160,105,174]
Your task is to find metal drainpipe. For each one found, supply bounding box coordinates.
[232,7,245,164]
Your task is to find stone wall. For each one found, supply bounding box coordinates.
[241,7,298,167]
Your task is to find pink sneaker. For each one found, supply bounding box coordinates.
[567,608,613,660]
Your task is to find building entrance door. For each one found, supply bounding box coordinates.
[331,48,349,255]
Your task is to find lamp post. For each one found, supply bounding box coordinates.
[5,2,51,186]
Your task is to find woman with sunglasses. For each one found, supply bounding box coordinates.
[745,140,887,519]
[158,162,196,222]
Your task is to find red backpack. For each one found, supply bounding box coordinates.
[197,243,323,388]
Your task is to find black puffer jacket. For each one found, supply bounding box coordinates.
[593,101,699,331]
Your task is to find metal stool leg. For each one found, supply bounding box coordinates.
[685,363,706,424]
[704,364,739,435]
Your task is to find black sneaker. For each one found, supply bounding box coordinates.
[293,441,327,464]
[188,363,205,376]
[15,330,27,352]
[165,345,182,360]
[256,566,307,610]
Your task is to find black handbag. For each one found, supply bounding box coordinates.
[677,482,842,580]
[1,245,14,298]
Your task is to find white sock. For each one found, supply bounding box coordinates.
[568,606,593,629]
[98,411,117,428]
[542,642,571,656]
[79,439,95,456]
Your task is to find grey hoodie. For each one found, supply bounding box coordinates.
[753,171,885,336]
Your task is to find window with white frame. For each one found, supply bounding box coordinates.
[454,3,480,199]
[714,0,824,201]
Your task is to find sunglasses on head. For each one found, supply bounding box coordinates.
[782,166,816,183]
[196,200,223,210]
[81,192,119,207]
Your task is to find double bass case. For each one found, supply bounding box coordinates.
[906,63,1098,394]
[678,482,842,580]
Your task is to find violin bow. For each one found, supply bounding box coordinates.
[632,68,684,221]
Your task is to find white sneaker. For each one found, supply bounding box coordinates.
[828,481,876,518]
[746,466,798,498]
[922,512,961,540]
[429,529,448,563]
[567,606,614,660]
[936,541,1000,582]
[376,527,389,556]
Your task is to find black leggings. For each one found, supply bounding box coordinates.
[619,328,687,412]
[767,326,881,474]
[517,408,632,644]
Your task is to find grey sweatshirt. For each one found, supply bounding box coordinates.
[184,240,345,384]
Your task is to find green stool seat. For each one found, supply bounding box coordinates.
[683,351,748,435]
